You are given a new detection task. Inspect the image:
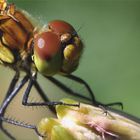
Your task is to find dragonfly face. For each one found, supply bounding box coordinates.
[33,20,83,76]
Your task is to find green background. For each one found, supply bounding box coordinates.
[0,0,140,139]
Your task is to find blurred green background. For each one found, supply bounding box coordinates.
[0,0,140,139]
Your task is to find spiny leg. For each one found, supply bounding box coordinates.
[63,74,97,105]
[0,116,41,137]
[0,70,20,140]
[3,71,20,103]
[0,75,29,116]
[104,102,123,110]
[47,76,93,103]
[33,80,56,113]
[0,75,47,139]
[0,73,78,139]
[22,74,79,107]
[22,73,79,107]
[0,75,29,140]
[31,74,122,108]
[65,74,123,109]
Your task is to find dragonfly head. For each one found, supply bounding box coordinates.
[33,20,83,76]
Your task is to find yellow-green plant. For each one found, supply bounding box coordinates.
[38,99,140,140]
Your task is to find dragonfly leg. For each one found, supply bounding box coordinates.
[64,74,98,105]
[0,70,19,140]
[0,116,42,137]
[65,74,123,109]
[0,74,49,139]
[47,76,93,102]
[0,75,29,115]
[104,102,123,110]
[3,70,20,102]
[33,80,56,113]
[22,74,79,107]
[0,75,29,140]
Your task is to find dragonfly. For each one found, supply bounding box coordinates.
[0,0,101,139]
[0,1,122,140]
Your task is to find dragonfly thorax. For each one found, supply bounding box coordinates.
[0,8,34,66]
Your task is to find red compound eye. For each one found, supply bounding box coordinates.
[34,32,61,60]
[48,20,75,35]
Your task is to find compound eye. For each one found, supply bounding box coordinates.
[48,20,75,35]
[34,32,61,60]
